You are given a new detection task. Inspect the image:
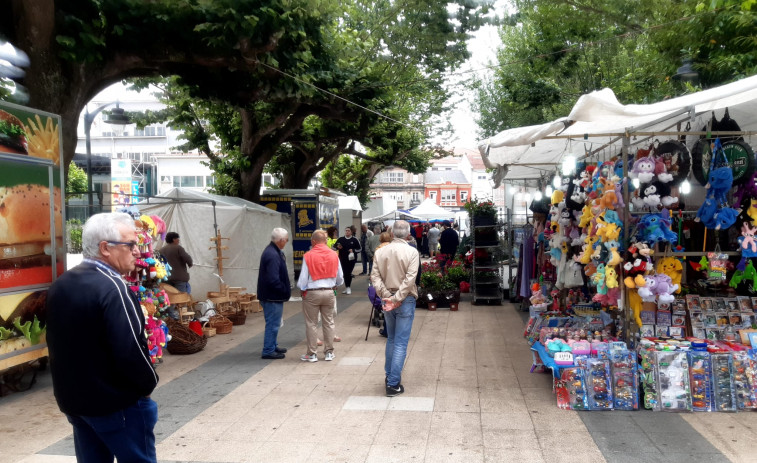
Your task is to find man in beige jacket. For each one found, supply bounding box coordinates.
[370,220,419,397]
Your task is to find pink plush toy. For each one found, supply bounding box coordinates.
[146,316,166,364]
[151,215,167,241]
[631,156,656,183]
[652,273,679,303]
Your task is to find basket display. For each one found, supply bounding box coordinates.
[223,311,247,326]
[165,318,207,355]
[202,321,216,337]
[209,315,233,334]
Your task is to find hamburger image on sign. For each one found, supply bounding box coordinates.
[0,159,63,289]
[0,109,27,155]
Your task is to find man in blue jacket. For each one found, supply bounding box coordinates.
[258,227,292,359]
[47,212,159,462]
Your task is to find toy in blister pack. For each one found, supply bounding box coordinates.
[610,351,639,410]
[586,358,613,410]
[654,351,692,412]
[558,367,589,411]
[711,353,738,412]
[687,349,714,412]
[731,352,757,409]
[639,346,658,409]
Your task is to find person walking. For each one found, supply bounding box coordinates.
[358,224,373,275]
[160,231,193,294]
[335,225,361,294]
[439,220,459,269]
[370,220,419,397]
[427,224,440,258]
[365,225,382,275]
[326,226,338,250]
[258,228,291,360]
[46,212,159,463]
[298,230,344,362]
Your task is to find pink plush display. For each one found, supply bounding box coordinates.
[151,215,167,241]
[145,316,166,364]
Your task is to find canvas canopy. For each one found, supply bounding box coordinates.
[409,198,455,220]
[338,195,363,211]
[139,188,293,298]
[479,74,757,185]
[362,209,426,223]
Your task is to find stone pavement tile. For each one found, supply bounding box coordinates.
[15,456,77,463]
[344,396,391,411]
[268,411,333,442]
[328,410,385,445]
[399,375,439,397]
[644,453,730,463]
[364,443,426,463]
[481,411,535,431]
[338,356,375,366]
[476,365,518,381]
[306,443,371,463]
[644,431,734,457]
[589,432,663,457]
[155,436,215,461]
[269,377,323,394]
[477,375,521,390]
[253,441,317,463]
[170,420,235,441]
[438,365,478,378]
[483,447,546,463]
[437,374,476,388]
[374,411,433,446]
[428,411,484,448]
[434,385,481,413]
[479,388,528,414]
[402,362,442,378]
[482,428,539,450]
[682,412,757,461]
[540,447,606,463]
[424,446,484,463]
[537,429,599,454]
[526,405,586,432]
[515,372,555,388]
[219,411,290,442]
[388,396,435,412]
[519,387,556,403]
[579,411,644,434]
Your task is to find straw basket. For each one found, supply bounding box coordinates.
[209,315,233,334]
[165,318,207,355]
[223,310,247,326]
[202,321,216,337]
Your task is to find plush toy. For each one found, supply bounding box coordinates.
[596,221,621,242]
[637,211,678,244]
[578,204,594,228]
[706,165,733,205]
[739,222,757,257]
[656,257,683,293]
[653,274,678,303]
[654,156,674,183]
[592,264,607,295]
[630,156,656,183]
[604,210,623,228]
[642,181,677,208]
[605,266,618,288]
[747,199,757,225]
[712,207,740,230]
[551,189,564,205]
[695,197,718,226]
[599,178,618,210]
[151,215,167,241]
[637,275,658,302]
[628,287,644,328]
[605,241,622,267]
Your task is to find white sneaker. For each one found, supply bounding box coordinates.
[300,353,318,363]
[325,352,335,361]
[343,288,351,295]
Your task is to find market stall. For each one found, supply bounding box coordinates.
[480,74,757,411]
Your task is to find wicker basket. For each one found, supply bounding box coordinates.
[223,311,247,326]
[209,315,233,334]
[202,321,216,337]
[165,318,207,355]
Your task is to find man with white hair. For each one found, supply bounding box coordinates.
[370,220,419,397]
[46,212,159,462]
[258,227,291,360]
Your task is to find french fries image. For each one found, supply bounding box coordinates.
[24,115,59,165]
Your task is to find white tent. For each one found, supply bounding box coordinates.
[479,74,757,185]
[409,198,455,220]
[362,209,426,223]
[338,195,363,233]
[138,188,293,298]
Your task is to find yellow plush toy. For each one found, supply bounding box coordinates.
[656,257,683,293]
[605,266,618,288]
[628,289,643,328]
[578,204,594,228]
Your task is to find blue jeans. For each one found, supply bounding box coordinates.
[384,296,416,387]
[361,250,369,273]
[261,301,284,356]
[66,397,158,463]
[170,281,191,294]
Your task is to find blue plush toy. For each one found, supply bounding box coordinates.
[696,197,718,226]
[712,207,740,230]
[638,211,678,244]
[707,166,733,205]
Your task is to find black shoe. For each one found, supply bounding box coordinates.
[379,329,387,338]
[275,347,288,353]
[358,272,367,275]
[386,384,404,397]
[261,352,285,359]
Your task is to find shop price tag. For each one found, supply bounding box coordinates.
[554,352,574,365]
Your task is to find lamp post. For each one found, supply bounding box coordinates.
[84,102,130,214]
[672,58,699,85]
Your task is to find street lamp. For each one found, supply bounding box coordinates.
[673,58,699,85]
[84,102,130,214]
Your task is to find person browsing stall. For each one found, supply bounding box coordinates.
[160,231,193,294]
[297,229,344,362]
[335,225,361,294]
[46,212,159,463]
[359,224,373,275]
[258,228,291,360]
[370,220,419,397]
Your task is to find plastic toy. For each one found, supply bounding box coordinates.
[559,367,589,410]
[731,352,757,410]
[586,359,613,410]
[654,351,692,412]
[688,350,714,412]
[711,353,737,412]
[611,351,639,410]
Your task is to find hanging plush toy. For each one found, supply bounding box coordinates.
[656,257,683,293]
[739,222,757,258]
[706,165,733,205]
[712,207,740,230]
[630,156,656,183]
[695,198,719,226]
[642,181,677,208]
[637,210,677,244]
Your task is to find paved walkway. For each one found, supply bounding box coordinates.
[2,275,757,462]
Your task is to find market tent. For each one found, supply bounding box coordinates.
[138,188,293,299]
[408,198,455,220]
[338,195,363,232]
[479,74,757,184]
[362,209,426,223]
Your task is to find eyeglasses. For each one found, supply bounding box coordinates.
[105,240,139,251]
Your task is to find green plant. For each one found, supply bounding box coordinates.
[66,219,83,253]
[463,198,497,218]
[446,264,470,286]
[420,271,443,291]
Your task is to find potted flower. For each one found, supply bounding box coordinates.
[464,198,498,226]
[419,271,443,311]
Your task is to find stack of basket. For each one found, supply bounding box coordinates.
[165,317,207,355]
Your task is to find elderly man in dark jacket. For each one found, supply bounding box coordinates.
[258,227,292,359]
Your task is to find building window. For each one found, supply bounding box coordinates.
[205,176,215,186]
[173,177,180,187]
[429,191,437,201]
[412,191,420,201]
[384,172,404,183]
[180,176,197,187]
[460,191,468,201]
[161,176,171,183]
[441,190,456,201]
[389,192,404,202]
[412,174,419,183]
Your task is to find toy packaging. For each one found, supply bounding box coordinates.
[639,346,659,410]
[586,358,613,410]
[654,351,692,412]
[712,353,738,412]
[731,352,757,409]
[688,349,714,412]
[610,351,639,410]
[557,367,589,411]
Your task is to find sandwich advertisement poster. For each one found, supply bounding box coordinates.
[0,101,64,351]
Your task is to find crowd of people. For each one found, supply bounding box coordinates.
[44,212,459,462]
